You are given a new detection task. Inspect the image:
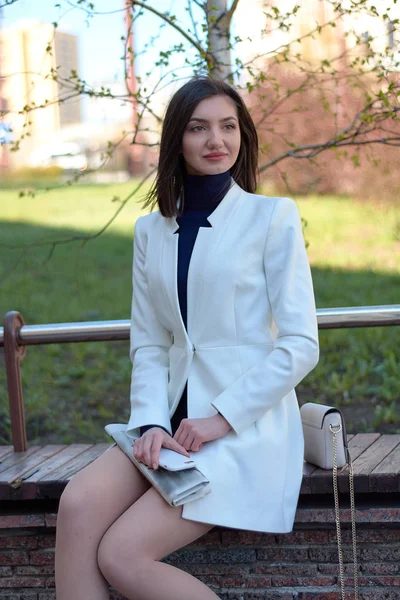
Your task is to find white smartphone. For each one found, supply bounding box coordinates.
[158,448,197,471]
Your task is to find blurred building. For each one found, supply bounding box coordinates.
[233,0,400,73]
[0,20,81,167]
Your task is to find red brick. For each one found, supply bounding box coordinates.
[360,563,400,575]
[357,576,400,586]
[44,514,57,528]
[15,565,54,575]
[29,549,55,566]
[1,593,39,600]
[179,563,243,576]
[0,535,38,549]
[0,576,45,587]
[358,591,400,600]
[0,514,45,528]
[221,530,276,545]
[243,575,273,587]
[275,530,330,544]
[252,564,318,576]
[0,550,29,565]
[37,535,55,549]
[360,546,400,562]
[296,506,400,525]
[318,563,361,575]
[329,528,400,543]
[256,547,309,561]
[308,545,355,563]
[297,592,341,600]
[271,576,337,587]
[240,594,293,600]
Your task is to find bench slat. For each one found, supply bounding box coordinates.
[20,444,96,500]
[337,432,382,493]
[351,434,400,493]
[308,433,381,494]
[0,446,42,476]
[0,446,14,460]
[35,443,112,498]
[369,442,400,493]
[300,434,355,494]
[0,445,66,500]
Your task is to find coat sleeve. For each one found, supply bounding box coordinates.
[211,196,319,435]
[125,216,173,439]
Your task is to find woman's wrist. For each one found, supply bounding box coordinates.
[214,411,232,431]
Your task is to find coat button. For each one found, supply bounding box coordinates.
[192,344,196,352]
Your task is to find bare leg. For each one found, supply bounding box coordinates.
[55,445,151,600]
[97,486,219,600]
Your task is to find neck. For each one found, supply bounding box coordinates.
[182,170,231,212]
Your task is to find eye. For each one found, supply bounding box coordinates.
[190,125,205,132]
[224,123,236,130]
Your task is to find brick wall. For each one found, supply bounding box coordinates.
[0,507,399,599]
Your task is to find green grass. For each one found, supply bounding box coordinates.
[0,183,399,444]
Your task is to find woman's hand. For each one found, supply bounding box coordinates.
[133,427,190,470]
[173,414,232,452]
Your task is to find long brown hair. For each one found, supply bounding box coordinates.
[142,77,259,218]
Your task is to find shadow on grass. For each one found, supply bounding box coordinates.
[0,221,399,445]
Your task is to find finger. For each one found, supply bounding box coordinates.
[181,433,196,452]
[191,440,203,452]
[133,439,142,460]
[151,438,162,470]
[164,438,191,457]
[142,436,156,467]
[172,424,183,444]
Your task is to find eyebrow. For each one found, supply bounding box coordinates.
[188,116,238,123]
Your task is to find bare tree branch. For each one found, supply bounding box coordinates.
[0,0,19,7]
[226,0,240,23]
[129,0,208,58]
[186,0,203,45]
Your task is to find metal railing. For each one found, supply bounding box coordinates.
[1,305,400,452]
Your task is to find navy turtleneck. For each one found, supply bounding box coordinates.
[140,169,231,437]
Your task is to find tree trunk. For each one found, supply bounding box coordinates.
[207,0,233,81]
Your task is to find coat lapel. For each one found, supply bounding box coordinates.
[160,180,244,345]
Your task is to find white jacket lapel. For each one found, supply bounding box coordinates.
[160,181,244,342]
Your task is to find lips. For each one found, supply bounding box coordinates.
[203,153,227,159]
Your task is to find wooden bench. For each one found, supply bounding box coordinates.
[1,433,399,599]
[0,433,399,501]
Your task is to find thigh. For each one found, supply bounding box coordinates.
[58,445,151,533]
[98,486,214,566]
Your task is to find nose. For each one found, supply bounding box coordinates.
[207,127,223,148]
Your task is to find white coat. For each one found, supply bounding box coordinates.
[123,180,319,533]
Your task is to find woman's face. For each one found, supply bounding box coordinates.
[181,94,241,176]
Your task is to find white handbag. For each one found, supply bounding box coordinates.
[300,402,350,469]
[300,402,359,600]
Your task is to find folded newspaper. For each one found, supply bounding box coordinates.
[104,423,211,507]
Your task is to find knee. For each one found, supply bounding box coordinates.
[97,531,145,585]
[57,477,94,522]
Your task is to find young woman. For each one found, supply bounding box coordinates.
[55,77,319,600]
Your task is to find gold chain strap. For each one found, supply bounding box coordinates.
[329,423,359,600]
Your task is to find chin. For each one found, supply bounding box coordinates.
[186,159,232,176]
[203,163,230,175]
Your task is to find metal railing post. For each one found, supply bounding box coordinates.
[4,311,27,452]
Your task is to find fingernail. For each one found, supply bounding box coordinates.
[153,463,157,469]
